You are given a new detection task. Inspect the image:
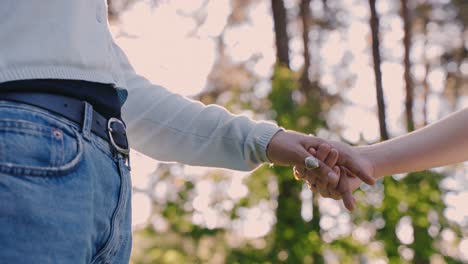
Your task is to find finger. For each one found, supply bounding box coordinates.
[304,174,324,196]
[307,174,334,198]
[308,182,318,193]
[305,173,317,186]
[298,144,341,191]
[307,161,339,191]
[321,178,334,198]
[307,147,317,156]
[293,166,305,180]
[343,167,358,179]
[342,188,355,211]
[321,188,332,198]
[328,166,342,199]
[308,160,336,190]
[315,176,327,190]
[333,166,340,175]
[342,157,375,186]
[329,190,341,200]
[325,149,339,168]
[337,167,356,211]
[316,159,339,188]
[316,143,331,161]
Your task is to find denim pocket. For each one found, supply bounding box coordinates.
[0,110,84,177]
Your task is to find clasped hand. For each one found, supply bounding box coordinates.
[266,130,375,211]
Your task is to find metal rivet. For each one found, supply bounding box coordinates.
[52,129,62,138]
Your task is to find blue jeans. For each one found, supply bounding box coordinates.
[0,100,132,263]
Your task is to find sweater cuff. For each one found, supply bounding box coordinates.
[250,122,284,164]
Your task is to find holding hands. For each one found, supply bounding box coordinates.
[299,141,375,211]
[279,107,468,211]
[266,130,376,211]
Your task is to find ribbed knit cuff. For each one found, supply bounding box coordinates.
[249,122,284,164]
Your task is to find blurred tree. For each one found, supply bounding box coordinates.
[271,0,290,68]
[442,0,468,111]
[367,1,403,263]
[115,1,468,263]
[400,2,435,262]
[373,1,464,263]
[368,0,389,141]
[107,0,139,21]
[268,1,322,262]
[401,0,415,132]
[420,8,431,126]
[300,0,312,92]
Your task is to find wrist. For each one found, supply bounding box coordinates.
[303,132,326,149]
[265,129,285,164]
[265,130,324,166]
[357,145,383,179]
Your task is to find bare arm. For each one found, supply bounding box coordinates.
[361,108,468,178]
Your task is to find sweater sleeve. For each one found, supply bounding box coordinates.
[113,42,283,171]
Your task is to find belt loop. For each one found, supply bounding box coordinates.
[82,102,93,140]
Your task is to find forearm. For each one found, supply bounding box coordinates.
[112,42,282,171]
[361,108,468,178]
[122,80,281,171]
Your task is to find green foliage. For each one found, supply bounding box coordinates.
[269,65,325,133]
[132,62,462,264]
[376,170,452,263]
[266,64,327,263]
[130,1,466,262]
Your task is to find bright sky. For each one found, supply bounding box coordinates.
[110,0,467,259]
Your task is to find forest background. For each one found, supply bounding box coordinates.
[107,0,468,263]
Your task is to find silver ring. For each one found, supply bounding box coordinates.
[305,156,320,170]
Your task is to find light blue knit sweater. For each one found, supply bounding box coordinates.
[0,0,282,170]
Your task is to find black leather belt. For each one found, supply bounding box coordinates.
[0,92,129,156]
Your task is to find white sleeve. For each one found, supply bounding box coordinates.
[114,42,282,171]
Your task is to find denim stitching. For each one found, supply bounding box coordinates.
[0,101,117,160]
[104,157,129,262]
[0,119,63,170]
[91,156,129,264]
[0,128,84,177]
[0,119,57,133]
[49,130,58,167]
[55,129,65,166]
[0,127,50,137]
[111,157,131,260]
[108,158,130,256]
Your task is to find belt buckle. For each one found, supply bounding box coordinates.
[107,117,130,156]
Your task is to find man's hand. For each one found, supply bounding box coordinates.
[266,130,375,204]
[296,141,376,211]
[266,130,340,188]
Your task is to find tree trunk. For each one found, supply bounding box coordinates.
[451,26,467,111]
[271,0,290,68]
[368,0,389,140]
[300,0,312,92]
[422,20,430,126]
[369,2,399,261]
[401,0,415,132]
[322,0,329,14]
[422,63,430,126]
[311,194,324,264]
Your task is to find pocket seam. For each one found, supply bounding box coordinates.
[0,127,84,177]
[0,119,54,133]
